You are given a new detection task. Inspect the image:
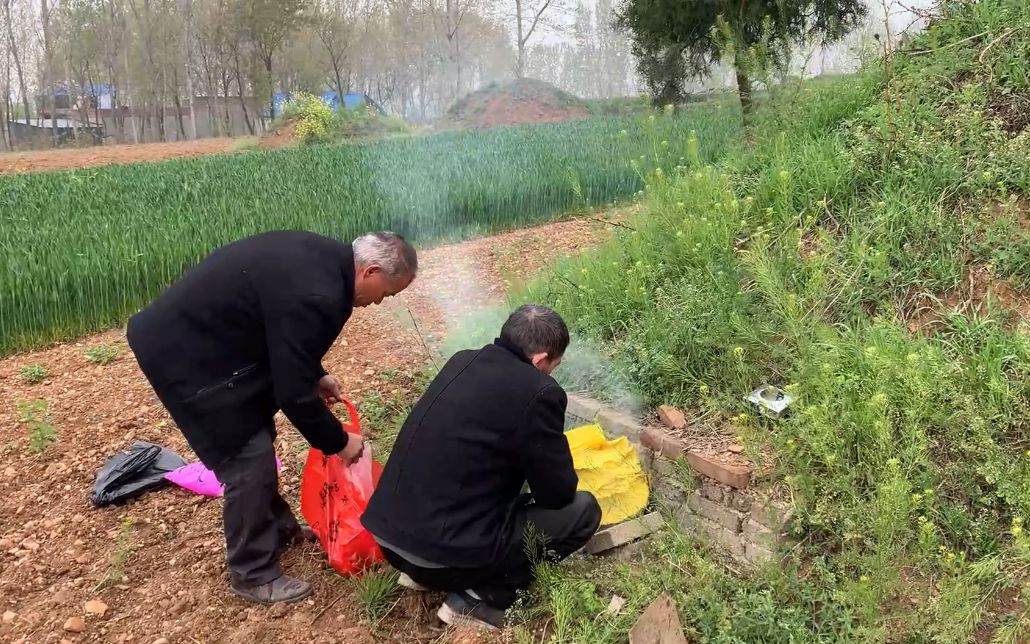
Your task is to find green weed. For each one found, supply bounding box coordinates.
[95,516,133,592]
[17,399,56,454]
[352,567,400,625]
[85,344,120,365]
[18,364,46,384]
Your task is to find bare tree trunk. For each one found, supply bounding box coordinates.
[65,53,79,142]
[3,0,32,124]
[233,55,254,135]
[182,0,197,139]
[330,58,345,97]
[263,54,274,124]
[122,44,139,143]
[221,70,232,135]
[101,0,124,141]
[735,67,753,125]
[173,92,187,139]
[0,54,8,150]
[446,0,460,94]
[40,0,56,137]
[515,0,525,78]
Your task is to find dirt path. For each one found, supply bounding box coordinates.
[0,218,608,644]
[0,138,249,175]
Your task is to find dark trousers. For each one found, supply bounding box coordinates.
[211,429,300,586]
[382,491,602,610]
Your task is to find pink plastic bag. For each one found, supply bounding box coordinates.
[165,458,282,497]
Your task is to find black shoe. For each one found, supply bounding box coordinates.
[231,574,313,604]
[276,524,317,556]
[437,590,505,631]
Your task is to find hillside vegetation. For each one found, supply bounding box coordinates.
[0,107,740,355]
[523,1,1030,641]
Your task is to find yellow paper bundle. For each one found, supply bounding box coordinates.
[565,424,649,525]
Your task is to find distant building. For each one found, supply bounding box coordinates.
[269,91,386,118]
[39,83,119,114]
[8,118,105,147]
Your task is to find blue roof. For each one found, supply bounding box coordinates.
[54,83,114,96]
[270,91,376,117]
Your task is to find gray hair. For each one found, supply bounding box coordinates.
[353,232,418,278]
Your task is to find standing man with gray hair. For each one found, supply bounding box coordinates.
[127,230,417,604]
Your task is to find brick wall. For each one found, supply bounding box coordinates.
[565,395,794,564]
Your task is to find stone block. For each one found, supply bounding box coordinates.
[652,476,689,508]
[650,454,679,479]
[750,497,794,531]
[585,512,664,555]
[657,405,687,430]
[629,593,688,644]
[729,490,753,513]
[694,516,745,556]
[674,505,697,533]
[677,504,748,559]
[598,408,642,442]
[686,492,742,533]
[745,542,776,564]
[700,478,725,504]
[743,519,787,548]
[640,426,687,458]
[685,451,751,489]
[566,395,602,422]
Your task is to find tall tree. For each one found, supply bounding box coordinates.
[237,0,310,121]
[615,0,867,121]
[506,0,566,78]
[2,0,32,126]
[313,0,357,97]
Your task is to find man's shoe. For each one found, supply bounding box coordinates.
[437,591,505,631]
[276,525,317,556]
[397,572,430,592]
[231,575,313,604]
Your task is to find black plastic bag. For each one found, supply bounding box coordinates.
[91,441,188,507]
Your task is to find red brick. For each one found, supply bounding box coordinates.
[640,426,687,458]
[657,405,687,430]
[685,450,751,489]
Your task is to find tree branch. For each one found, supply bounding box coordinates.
[523,0,555,45]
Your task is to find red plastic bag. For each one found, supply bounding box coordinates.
[300,399,385,576]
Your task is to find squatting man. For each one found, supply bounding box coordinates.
[130,230,598,628]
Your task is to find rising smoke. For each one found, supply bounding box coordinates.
[391,249,643,414]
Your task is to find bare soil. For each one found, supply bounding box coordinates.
[0,218,609,643]
[906,263,1030,334]
[0,138,251,175]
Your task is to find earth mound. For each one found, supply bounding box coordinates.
[443,78,591,129]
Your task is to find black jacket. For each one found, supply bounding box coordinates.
[126,230,354,466]
[361,339,578,567]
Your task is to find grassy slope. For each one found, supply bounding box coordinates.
[521,1,1030,642]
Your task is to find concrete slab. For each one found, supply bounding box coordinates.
[585,511,664,555]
